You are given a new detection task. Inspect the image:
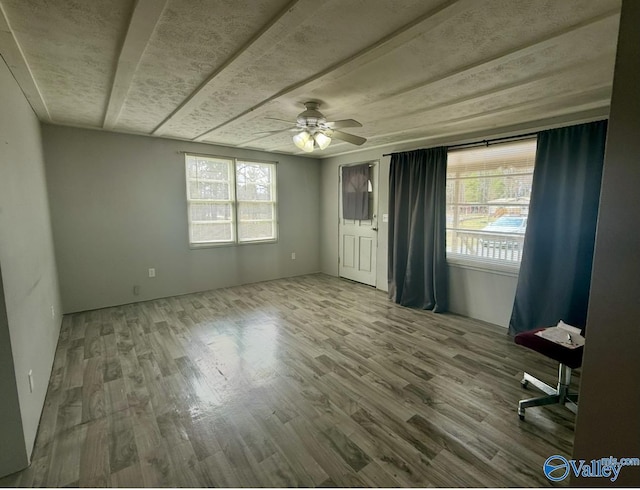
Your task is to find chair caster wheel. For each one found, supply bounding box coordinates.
[521,379,529,389]
[519,413,525,420]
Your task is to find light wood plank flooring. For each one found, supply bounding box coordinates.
[1,273,578,487]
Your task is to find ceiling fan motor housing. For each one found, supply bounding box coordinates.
[297,101,327,129]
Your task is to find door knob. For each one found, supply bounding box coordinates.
[372,227,378,231]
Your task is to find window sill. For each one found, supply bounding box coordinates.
[189,239,278,250]
[446,256,521,277]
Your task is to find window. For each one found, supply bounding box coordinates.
[235,160,277,242]
[446,139,536,271]
[185,154,277,246]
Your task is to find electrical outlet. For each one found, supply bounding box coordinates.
[148,268,156,278]
[133,285,140,296]
[291,252,296,260]
[50,305,55,319]
[28,370,34,393]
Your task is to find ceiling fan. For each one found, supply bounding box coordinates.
[266,101,367,153]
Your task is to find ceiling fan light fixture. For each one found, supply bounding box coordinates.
[301,137,314,152]
[286,102,366,152]
[293,130,312,151]
[314,131,331,150]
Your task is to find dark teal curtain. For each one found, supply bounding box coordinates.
[388,148,448,312]
[509,120,608,335]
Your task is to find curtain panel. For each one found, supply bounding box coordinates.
[388,147,448,312]
[342,163,371,220]
[509,120,608,335]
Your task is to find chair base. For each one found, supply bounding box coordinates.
[518,364,578,420]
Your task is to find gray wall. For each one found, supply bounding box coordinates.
[0,269,27,476]
[447,265,517,327]
[42,125,321,313]
[573,1,640,485]
[320,148,517,327]
[0,59,62,475]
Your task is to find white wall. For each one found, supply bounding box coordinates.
[321,148,517,327]
[573,1,640,484]
[0,59,62,475]
[42,125,321,313]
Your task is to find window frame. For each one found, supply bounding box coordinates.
[185,153,278,248]
[445,139,536,274]
[235,159,278,244]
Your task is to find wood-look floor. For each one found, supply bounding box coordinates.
[1,274,578,487]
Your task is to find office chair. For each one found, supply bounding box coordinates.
[514,327,584,420]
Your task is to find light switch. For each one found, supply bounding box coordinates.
[382,214,389,223]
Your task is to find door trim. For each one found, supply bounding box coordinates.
[338,160,379,287]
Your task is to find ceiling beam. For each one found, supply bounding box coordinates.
[103,0,168,130]
[151,0,324,137]
[0,2,50,121]
[196,4,618,144]
[320,107,610,159]
[362,8,620,109]
[305,90,610,157]
[366,85,612,142]
[193,0,472,141]
[265,85,610,155]
[369,57,615,131]
[237,55,612,149]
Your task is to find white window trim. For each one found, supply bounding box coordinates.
[185,153,278,248]
[446,255,521,277]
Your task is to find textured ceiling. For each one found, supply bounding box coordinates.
[0,0,621,158]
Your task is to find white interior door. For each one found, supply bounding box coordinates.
[339,162,378,286]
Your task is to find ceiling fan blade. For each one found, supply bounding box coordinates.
[325,119,362,129]
[330,130,367,146]
[265,117,295,124]
[254,127,297,135]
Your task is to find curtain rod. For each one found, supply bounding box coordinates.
[382,131,539,157]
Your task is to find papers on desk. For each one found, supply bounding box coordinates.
[535,320,585,349]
